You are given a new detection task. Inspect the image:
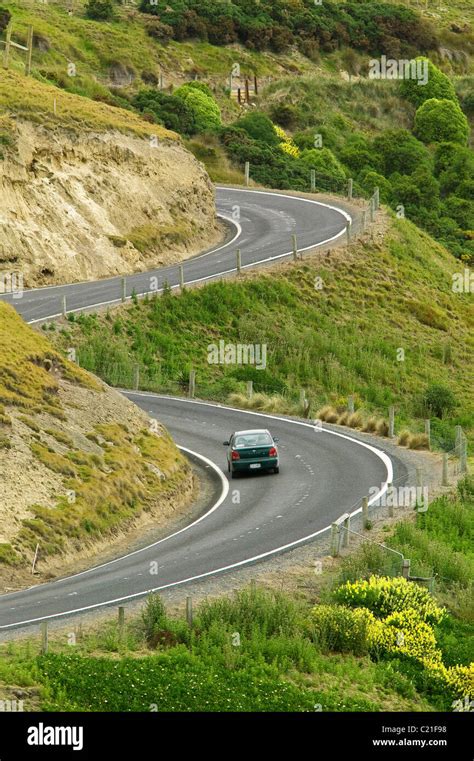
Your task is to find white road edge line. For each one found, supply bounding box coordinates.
[0,396,392,630]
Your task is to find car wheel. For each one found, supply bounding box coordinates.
[274,466,279,474]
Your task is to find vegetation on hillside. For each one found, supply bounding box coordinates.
[49,216,474,448]
[139,0,438,58]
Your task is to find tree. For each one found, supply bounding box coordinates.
[372,130,431,176]
[298,148,346,187]
[399,58,457,107]
[133,90,196,136]
[414,99,469,145]
[357,170,392,203]
[235,113,280,146]
[85,0,115,21]
[174,85,221,133]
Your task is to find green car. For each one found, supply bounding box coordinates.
[223,429,279,478]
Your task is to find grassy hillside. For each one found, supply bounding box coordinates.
[0,302,190,577]
[49,214,474,448]
[0,69,175,139]
[1,479,472,712]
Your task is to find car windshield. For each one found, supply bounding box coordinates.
[234,433,272,448]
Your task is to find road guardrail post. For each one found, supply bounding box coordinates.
[188,370,196,399]
[442,453,449,487]
[362,496,369,528]
[424,419,431,450]
[186,596,193,627]
[40,622,48,655]
[389,406,395,438]
[292,234,298,261]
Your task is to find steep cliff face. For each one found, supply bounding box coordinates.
[0,121,220,286]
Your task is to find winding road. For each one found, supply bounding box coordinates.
[0,188,403,631]
[0,187,353,323]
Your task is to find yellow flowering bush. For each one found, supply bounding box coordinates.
[334,576,445,624]
[444,664,474,699]
[310,576,473,701]
[368,608,442,665]
[274,125,300,158]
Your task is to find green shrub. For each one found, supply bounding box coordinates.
[372,130,431,176]
[174,85,221,133]
[414,99,469,145]
[133,89,195,135]
[422,384,456,419]
[399,59,458,107]
[85,0,115,21]
[235,112,280,146]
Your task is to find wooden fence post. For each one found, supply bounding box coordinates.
[118,606,125,644]
[188,369,196,398]
[424,419,431,450]
[330,523,339,557]
[389,406,395,438]
[40,622,48,654]
[347,178,353,200]
[460,434,468,474]
[3,24,12,69]
[401,558,411,579]
[362,496,369,529]
[442,453,449,487]
[292,233,298,261]
[25,25,33,75]
[186,596,193,627]
[387,482,394,518]
[236,248,241,274]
